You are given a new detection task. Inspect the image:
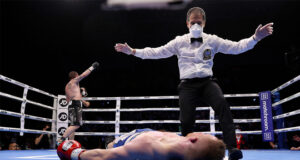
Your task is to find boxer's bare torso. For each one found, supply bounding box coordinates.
[65,78,82,102]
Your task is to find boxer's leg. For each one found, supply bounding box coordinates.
[63,126,80,138]
[68,130,77,140]
[58,125,80,145]
[58,105,81,145]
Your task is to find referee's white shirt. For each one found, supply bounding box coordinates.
[135,33,257,80]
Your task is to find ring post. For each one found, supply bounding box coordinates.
[273,92,288,149]
[52,98,58,148]
[259,91,274,142]
[115,97,121,138]
[20,86,29,136]
[209,107,215,136]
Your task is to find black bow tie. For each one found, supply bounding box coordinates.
[191,37,203,43]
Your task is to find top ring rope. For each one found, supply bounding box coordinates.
[271,75,300,94]
[0,74,57,98]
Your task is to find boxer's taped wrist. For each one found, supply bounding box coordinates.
[71,148,85,160]
[88,66,94,71]
[132,49,136,55]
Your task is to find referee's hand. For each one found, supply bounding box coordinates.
[253,22,274,41]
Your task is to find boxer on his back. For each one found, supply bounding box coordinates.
[57,128,225,160]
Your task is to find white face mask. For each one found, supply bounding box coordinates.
[189,23,203,38]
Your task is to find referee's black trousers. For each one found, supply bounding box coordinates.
[178,77,237,149]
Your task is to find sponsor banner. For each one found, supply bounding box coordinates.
[259,91,274,142]
[57,95,69,139]
[57,123,67,137]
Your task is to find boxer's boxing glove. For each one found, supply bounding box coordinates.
[88,62,99,71]
[57,140,85,160]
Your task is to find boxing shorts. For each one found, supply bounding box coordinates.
[68,100,83,126]
[113,128,154,148]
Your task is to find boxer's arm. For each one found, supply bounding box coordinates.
[74,69,91,83]
[82,100,90,107]
[80,147,130,160]
[66,96,71,103]
[80,138,160,160]
[74,62,99,83]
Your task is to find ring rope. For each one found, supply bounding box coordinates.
[0,109,54,123]
[0,109,21,118]
[74,130,263,136]
[203,131,262,135]
[274,126,300,133]
[1,74,57,136]
[0,91,24,102]
[273,109,300,120]
[82,106,260,112]
[229,106,260,110]
[122,96,178,100]
[26,99,55,110]
[83,93,258,101]
[1,74,300,141]
[81,119,261,125]
[25,114,54,123]
[271,75,300,94]
[272,92,300,107]
[224,94,258,98]
[83,120,116,124]
[0,126,56,135]
[75,132,117,136]
[82,108,117,112]
[74,126,300,136]
[0,91,55,110]
[0,75,57,98]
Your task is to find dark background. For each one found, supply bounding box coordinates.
[1,0,300,150]
[1,0,299,97]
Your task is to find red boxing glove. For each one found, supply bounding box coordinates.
[57,140,85,160]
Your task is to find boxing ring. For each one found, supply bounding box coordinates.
[0,149,299,160]
[0,74,300,160]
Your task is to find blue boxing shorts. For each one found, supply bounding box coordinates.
[113,128,154,148]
